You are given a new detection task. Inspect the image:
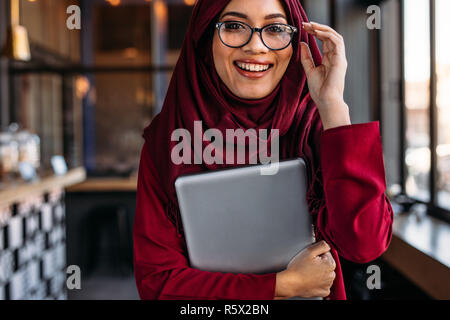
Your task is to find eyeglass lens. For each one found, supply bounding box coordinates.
[219,22,294,50]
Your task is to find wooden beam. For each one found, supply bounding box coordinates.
[0,0,10,126]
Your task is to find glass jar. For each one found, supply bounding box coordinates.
[0,132,19,180]
[16,131,41,170]
[30,133,41,170]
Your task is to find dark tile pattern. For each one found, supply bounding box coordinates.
[0,190,67,300]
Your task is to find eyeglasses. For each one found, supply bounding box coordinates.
[215,20,298,51]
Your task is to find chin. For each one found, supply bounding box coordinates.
[236,86,274,100]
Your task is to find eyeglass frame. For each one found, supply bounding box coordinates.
[215,20,298,51]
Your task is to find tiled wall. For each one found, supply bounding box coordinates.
[0,189,67,300]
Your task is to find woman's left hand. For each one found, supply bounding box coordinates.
[300,22,351,130]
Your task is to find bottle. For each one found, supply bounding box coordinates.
[0,132,19,181]
[16,130,40,169]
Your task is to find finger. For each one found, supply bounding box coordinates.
[319,252,332,260]
[319,253,336,270]
[313,30,342,49]
[301,22,317,34]
[327,279,334,288]
[308,240,331,257]
[319,289,331,298]
[309,21,343,40]
[320,252,335,264]
[329,255,337,269]
[330,271,336,281]
[326,271,336,283]
[302,25,345,60]
[328,272,336,286]
[302,22,341,43]
[300,42,315,76]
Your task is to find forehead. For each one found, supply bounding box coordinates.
[220,0,288,22]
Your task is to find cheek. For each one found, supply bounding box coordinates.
[213,36,233,76]
[276,49,293,76]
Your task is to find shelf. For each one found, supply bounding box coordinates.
[66,177,137,192]
[0,167,86,209]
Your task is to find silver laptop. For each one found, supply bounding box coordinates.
[174,158,315,276]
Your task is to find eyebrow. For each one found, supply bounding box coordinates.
[220,11,287,21]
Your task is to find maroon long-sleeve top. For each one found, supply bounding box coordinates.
[133,122,394,300]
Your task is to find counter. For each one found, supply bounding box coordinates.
[382,212,450,299]
[66,176,137,193]
[0,167,86,209]
[0,168,86,300]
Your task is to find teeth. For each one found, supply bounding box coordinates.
[236,62,270,72]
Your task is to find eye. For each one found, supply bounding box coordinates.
[266,25,289,34]
[223,22,246,32]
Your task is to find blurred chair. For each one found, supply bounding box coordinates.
[83,205,133,277]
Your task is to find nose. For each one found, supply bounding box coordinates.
[242,29,269,54]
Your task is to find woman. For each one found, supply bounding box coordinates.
[133,0,393,300]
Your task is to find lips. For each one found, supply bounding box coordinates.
[233,59,274,79]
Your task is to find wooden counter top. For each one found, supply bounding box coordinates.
[382,212,450,299]
[66,177,138,192]
[0,167,86,208]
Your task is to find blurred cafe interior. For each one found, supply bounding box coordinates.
[0,0,449,300]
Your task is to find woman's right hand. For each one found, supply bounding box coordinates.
[275,240,336,299]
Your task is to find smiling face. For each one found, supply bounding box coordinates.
[212,0,293,100]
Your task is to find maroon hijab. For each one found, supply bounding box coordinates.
[143,0,324,233]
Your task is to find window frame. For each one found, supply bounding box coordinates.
[400,0,450,223]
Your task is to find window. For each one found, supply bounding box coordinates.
[435,0,450,210]
[402,0,450,220]
[403,0,430,202]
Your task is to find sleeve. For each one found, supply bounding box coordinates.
[133,142,277,300]
[316,122,394,264]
